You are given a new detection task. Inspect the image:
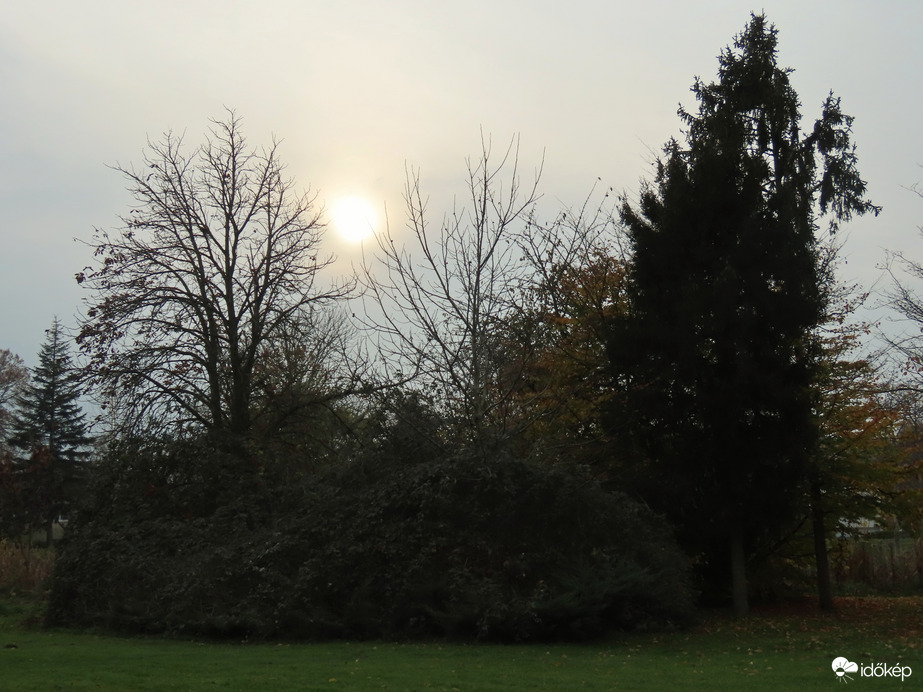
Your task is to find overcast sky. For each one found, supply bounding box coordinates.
[2,0,921,366]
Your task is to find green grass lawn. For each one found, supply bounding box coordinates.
[1,596,920,691]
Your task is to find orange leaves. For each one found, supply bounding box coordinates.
[505,253,629,464]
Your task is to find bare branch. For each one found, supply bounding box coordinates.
[77,112,355,439]
[358,135,543,457]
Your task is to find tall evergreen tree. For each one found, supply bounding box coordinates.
[610,14,878,615]
[9,318,92,544]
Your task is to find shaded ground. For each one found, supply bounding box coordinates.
[743,596,923,649]
[0,596,919,690]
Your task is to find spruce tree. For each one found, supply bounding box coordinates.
[9,318,92,544]
[610,14,878,615]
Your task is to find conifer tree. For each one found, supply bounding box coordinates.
[611,14,879,615]
[9,318,92,544]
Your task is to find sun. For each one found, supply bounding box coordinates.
[332,196,376,243]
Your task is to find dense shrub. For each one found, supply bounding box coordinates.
[0,541,55,595]
[47,449,693,641]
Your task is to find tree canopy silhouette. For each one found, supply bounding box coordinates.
[77,112,352,442]
[8,318,91,543]
[610,13,879,616]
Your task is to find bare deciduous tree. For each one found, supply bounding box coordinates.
[77,111,353,441]
[885,186,923,389]
[359,136,542,457]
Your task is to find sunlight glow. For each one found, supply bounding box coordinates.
[333,196,376,243]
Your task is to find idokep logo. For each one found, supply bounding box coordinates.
[832,657,859,683]
[832,657,912,683]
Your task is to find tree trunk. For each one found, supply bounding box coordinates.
[730,524,749,617]
[810,477,835,611]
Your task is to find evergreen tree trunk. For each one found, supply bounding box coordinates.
[730,523,749,617]
[810,477,835,611]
